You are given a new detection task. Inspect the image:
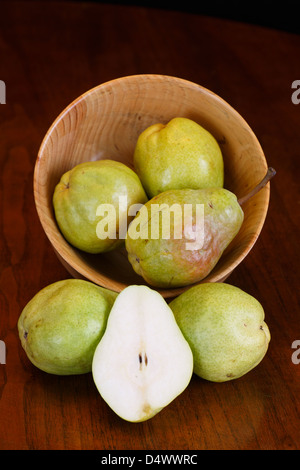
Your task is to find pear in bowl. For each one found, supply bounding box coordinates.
[53,159,148,254]
[134,117,224,198]
[126,187,244,288]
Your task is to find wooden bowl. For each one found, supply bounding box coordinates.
[34,74,270,299]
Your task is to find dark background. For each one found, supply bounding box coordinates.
[19,0,300,34]
[107,0,300,34]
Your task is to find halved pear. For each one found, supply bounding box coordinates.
[92,285,193,422]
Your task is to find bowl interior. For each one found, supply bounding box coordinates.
[34,74,269,298]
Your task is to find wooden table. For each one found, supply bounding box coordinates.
[0,0,299,451]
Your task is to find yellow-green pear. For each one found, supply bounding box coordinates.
[133,117,224,198]
[125,187,244,288]
[53,159,148,253]
[18,279,118,375]
[170,283,271,382]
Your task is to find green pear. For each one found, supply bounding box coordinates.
[53,159,148,253]
[92,285,193,422]
[18,279,118,375]
[170,283,271,382]
[125,187,244,288]
[133,117,224,198]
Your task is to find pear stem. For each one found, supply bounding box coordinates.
[238,167,276,206]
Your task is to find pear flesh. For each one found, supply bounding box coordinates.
[18,279,117,375]
[170,283,271,382]
[125,187,244,288]
[133,117,224,198]
[92,285,193,422]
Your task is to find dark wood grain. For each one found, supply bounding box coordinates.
[0,0,299,450]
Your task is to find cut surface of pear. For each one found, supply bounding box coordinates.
[92,285,193,422]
